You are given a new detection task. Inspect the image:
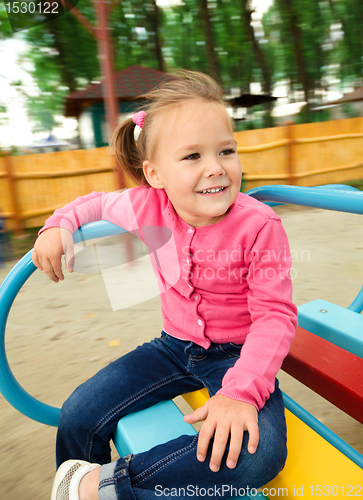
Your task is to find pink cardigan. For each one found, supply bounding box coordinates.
[40,187,297,409]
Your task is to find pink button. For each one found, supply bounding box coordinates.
[194,295,199,300]
[198,319,203,326]
[187,228,194,234]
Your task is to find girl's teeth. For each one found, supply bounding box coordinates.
[201,187,224,194]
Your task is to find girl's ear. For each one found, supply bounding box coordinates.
[143,160,164,189]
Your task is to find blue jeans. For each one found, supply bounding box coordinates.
[57,331,287,499]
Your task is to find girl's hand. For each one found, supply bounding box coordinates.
[184,394,259,472]
[32,227,74,283]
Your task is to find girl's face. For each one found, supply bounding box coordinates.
[143,101,242,227]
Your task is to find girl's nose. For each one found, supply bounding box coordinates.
[204,158,225,177]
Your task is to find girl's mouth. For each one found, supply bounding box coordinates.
[197,186,227,195]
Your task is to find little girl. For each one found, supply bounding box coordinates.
[33,71,297,500]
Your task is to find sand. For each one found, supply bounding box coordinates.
[0,205,362,499]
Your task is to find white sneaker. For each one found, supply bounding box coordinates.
[51,460,101,500]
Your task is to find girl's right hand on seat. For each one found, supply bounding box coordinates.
[32,227,74,283]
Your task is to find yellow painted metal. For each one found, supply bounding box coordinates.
[182,388,210,410]
[182,390,363,499]
[265,409,363,498]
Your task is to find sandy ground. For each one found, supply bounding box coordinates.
[0,205,363,499]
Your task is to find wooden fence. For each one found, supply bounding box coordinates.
[1,116,363,233]
[238,116,363,190]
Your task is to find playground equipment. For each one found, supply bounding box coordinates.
[0,185,362,498]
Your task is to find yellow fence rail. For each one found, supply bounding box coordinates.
[236,116,363,190]
[1,117,363,232]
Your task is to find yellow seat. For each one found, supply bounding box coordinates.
[182,389,363,498]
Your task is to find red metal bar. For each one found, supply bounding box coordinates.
[63,0,97,37]
[93,0,125,190]
[282,326,363,424]
[66,0,132,258]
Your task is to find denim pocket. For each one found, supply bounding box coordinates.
[219,342,243,357]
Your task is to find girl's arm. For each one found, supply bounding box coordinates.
[32,189,140,282]
[32,227,74,282]
[33,191,106,281]
[186,219,297,472]
[217,218,298,409]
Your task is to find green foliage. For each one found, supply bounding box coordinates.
[341,103,360,119]
[0,104,8,127]
[0,2,14,38]
[162,0,259,90]
[340,178,363,191]
[161,1,209,75]
[16,1,99,131]
[24,5,99,92]
[11,45,69,132]
[334,0,363,84]
[1,0,363,133]
[263,0,333,96]
[110,0,164,71]
[295,105,331,124]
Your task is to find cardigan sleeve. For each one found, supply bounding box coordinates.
[39,189,140,235]
[216,218,298,410]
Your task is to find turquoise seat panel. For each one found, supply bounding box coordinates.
[113,399,266,499]
[113,400,196,456]
[298,300,363,358]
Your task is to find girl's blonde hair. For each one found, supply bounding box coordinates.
[110,70,232,187]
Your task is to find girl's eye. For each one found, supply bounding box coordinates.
[183,153,200,160]
[220,149,235,156]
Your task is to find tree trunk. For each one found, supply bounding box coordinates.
[49,25,77,92]
[198,0,222,84]
[150,0,165,72]
[241,0,273,127]
[278,0,311,106]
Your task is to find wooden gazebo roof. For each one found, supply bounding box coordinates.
[65,65,174,118]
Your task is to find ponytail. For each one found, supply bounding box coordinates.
[110,117,149,187]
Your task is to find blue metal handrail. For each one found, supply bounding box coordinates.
[1,185,362,430]
[247,184,363,316]
[0,221,126,426]
[246,184,363,214]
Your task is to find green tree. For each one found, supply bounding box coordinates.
[5,0,167,132]
[241,0,273,126]
[0,2,14,38]
[24,2,99,93]
[6,0,362,132]
[162,0,255,91]
[263,0,332,117]
[209,0,254,91]
[197,0,222,83]
[112,0,166,71]
[161,0,211,76]
[332,0,363,85]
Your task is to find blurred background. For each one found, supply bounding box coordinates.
[0,1,363,498]
[2,0,363,136]
[2,0,363,143]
